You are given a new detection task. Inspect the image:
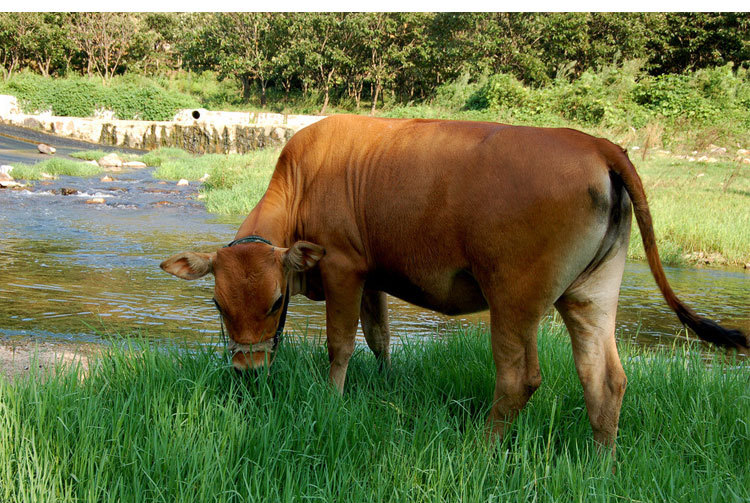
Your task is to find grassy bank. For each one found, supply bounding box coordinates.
[1,322,748,502]
[627,156,750,266]
[146,147,279,216]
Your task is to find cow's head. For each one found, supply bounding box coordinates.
[160,240,325,370]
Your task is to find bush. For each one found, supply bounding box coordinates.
[466,73,530,111]
[0,72,199,120]
[632,74,719,120]
[102,84,199,121]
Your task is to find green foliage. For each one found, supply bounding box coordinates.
[0,72,199,120]
[467,73,530,112]
[2,323,749,501]
[632,74,719,120]
[101,83,199,120]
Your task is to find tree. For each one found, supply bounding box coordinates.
[0,13,38,81]
[360,13,429,114]
[291,13,354,114]
[70,12,138,81]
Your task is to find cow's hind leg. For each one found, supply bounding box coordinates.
[360,289,391,370]
[554,247,628,454]
[485,303,544,442]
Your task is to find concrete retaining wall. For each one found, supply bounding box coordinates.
[0,95,325,154]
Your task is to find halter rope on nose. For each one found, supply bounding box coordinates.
[216,235,291,356]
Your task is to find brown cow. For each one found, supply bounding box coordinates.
[161,115,747,452]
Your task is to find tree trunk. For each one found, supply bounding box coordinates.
[260,81,267,107]
[370,81,381,116]
[240,75,252,101]
[320,86,330,115]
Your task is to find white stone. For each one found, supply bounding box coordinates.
[86,160,98,166]
[0,165,12,176]
[38,143,56,155]
[198,173,210,182]
[123,161,147,169]
[98,153,123,168]
[85,197,106,204]
[177,179,189,186]
[737,149,750,156]
[100,176,114,182]
[0,171,12,182]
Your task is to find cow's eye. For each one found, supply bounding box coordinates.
[269,296,284,314]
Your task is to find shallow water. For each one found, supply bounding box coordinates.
[1,166,748,352]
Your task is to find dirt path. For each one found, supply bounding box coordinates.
[0,340,97,382]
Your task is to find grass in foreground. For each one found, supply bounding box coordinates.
[1,322,748,502]
[9,158,101,180]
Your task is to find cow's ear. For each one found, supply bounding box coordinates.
[283,241,326,272]
[160,252,216,280]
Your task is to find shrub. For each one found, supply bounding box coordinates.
[466,73,530,111]
[102,84,199,121]
[0,72,199,120]
[632,74,719,120]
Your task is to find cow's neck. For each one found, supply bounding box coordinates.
[234,187,292,247]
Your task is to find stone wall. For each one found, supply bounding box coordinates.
[0,95,325,154]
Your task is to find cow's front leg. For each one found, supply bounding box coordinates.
[322,263,365,394]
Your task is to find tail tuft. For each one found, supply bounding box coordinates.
[675,311,749,349]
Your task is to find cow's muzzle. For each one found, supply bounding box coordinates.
[228,338,277,370]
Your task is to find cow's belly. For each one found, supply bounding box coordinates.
[365,268,488,315]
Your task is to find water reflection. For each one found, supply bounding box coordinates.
[1,167,748,352]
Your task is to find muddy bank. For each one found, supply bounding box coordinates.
[0,340,94,382]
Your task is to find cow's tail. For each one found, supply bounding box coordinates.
[603,141,748,350]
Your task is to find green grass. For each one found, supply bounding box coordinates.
[9,158,102,180]
[147,147,279,215]
[1,322,748,502]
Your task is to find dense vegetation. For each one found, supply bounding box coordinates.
[2,322,748,502]
[1,13,747,115]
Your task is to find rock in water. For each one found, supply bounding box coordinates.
[123,161,147,169]
[85,197,106,204]
[38,143,56,155]
[60,187,79,196]
[0,165,13,182]
[177,179,189,186]
[98,153,123,168]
